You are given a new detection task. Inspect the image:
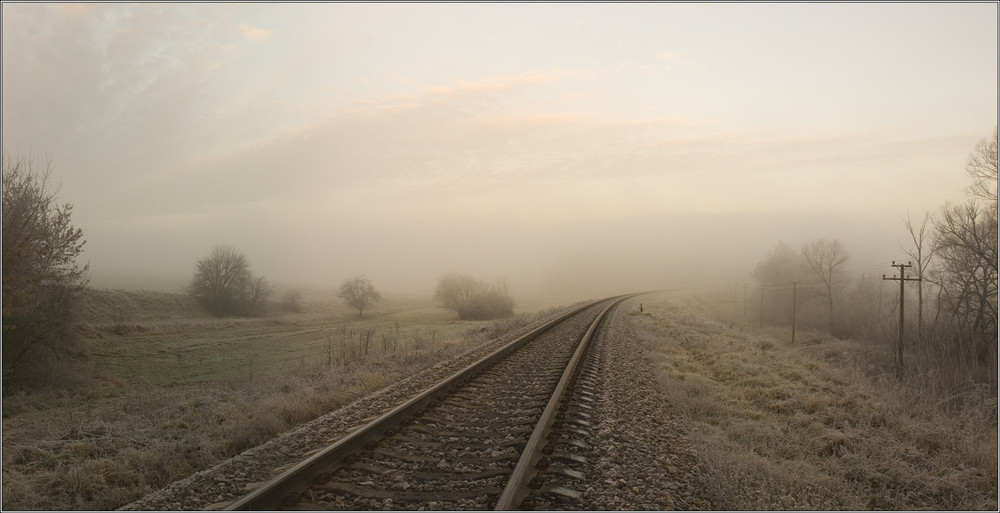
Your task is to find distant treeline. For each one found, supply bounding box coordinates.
[748,128,997,395]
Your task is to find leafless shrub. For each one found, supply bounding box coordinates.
[433,273,514,320]
[455,289,515,320]
[187,246,271,317]
[2,153,89,387]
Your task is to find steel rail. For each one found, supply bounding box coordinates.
[493,294,635,510]
[224,298,606,511]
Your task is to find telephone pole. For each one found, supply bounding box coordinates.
[791,280,797,343]
[733,282,739,316]
[743,282,748,317]
[883,261,920,376]
[758,286,764,327]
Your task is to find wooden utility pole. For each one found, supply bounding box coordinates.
[743,282,748,317]
[791,281,797,343]
[883,261,920,376]
[758,286,764,327]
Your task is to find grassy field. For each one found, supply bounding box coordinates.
[635,291,997,510]
[5,288,995,510]
[1,288,573,510]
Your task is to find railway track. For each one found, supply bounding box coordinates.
[225,294,635,511]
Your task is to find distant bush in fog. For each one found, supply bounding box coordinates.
[279,290,303,313]
[434,273,514,320]
[455,289,515,320]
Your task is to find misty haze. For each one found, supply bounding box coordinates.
[2,2,996,511]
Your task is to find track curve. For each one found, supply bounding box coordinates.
[225,295,635,511]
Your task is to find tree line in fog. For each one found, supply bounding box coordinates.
[750,128,997,392]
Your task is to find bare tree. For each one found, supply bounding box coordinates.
[801,238,850,328]
[928,127,997,378]
[2,153,89,384]
[965,126,997,203]
[338,275,382,317]
[901,210,934,337]
[931,201,998,361]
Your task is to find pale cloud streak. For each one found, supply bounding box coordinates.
[239,23,270,42]
[116,70,974,235]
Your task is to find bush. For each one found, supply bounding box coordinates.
[188,246,271,317]
[433,273,514,320]
[279,290,303,313]
[2,153,88,387]
[455,289,515,320]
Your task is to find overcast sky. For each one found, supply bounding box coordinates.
[2,2,997,299]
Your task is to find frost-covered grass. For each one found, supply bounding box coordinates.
[2,290,559,510]
[631,293,997,510]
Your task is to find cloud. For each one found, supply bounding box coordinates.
[659,50,684,69]
[41,55,970,244]
[239,23,271,42]
[425,86,456,97]
[90,69,704,228]
[125,67,967,227]
[57,3,92,18]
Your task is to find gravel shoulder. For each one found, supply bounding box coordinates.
[579,297,717,510]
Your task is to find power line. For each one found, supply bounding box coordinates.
[756,280,826,290]
[850,261,897,274]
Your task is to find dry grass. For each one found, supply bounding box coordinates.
[2,289,564,510]
[2,356,445,510]
[631,292,997,510]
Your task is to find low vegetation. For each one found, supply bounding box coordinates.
[637,293,996,510]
